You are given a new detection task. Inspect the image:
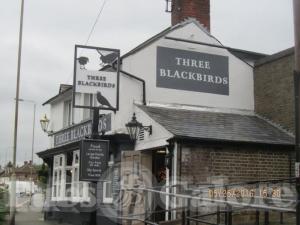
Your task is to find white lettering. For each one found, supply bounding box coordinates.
[223,77,228,85]
[160,69,167,77]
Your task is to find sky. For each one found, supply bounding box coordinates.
[0,0,295,167]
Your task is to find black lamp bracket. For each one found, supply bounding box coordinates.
[143,125,152,135]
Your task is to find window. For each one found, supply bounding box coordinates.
[52,151,89,202]
[52,154,64,199]
[83,94,94,120]
[63,100,72,127]
[103,181,113,203]
[72,151,89,201]
[103,154,114,204]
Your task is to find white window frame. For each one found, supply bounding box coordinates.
[103,181,113,204]
[83,94,94,120]
[103,155,114,204]
[52,154,65,201]
[51,151,90,202]
[63,99,72,128]
[72,150,90,202]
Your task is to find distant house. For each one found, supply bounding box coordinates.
[0,161,38,185]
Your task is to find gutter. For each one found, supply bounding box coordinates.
[169,135,294,147]
[120,70,146,105]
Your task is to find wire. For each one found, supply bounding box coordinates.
[84,0,108,46]
[65,0,108,84]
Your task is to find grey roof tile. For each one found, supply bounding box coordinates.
[138,105,294,146]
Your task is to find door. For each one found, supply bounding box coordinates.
[121,151,152,225]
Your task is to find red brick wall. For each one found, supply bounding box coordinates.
[179,144,294,184]
[172,0,210,31]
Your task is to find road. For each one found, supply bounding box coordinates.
[13,193,71,225]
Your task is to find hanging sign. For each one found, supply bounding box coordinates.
[156,46,229,95]
[73,45,120,111]
[79,139,109,181]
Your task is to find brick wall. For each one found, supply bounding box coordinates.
[254,49,295,133]
[172,0,210,30]
[179,144,294,184]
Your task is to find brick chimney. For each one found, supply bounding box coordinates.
[171,0,210,31]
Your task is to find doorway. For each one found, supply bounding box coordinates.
[152,149,167,223]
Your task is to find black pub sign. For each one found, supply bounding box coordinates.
[53,114,111,147]
[79,139,109,181]
[156,46,229,95]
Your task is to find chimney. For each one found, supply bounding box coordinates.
[171,0,210,31]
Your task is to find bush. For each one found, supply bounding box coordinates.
[0,188,9,224]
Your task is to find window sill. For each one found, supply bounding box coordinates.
[103,198,113,204]
[51,197,90,202]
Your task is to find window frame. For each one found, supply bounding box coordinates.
[103,181,113,204]
[102,155,114,204]
[51,151,90,202]
[63,99,73,128]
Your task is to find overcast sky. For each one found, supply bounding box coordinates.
[0,0,294,167]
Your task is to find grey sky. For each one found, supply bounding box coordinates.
[0,0,294,166]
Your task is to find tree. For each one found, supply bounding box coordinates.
[0,187,9,224]
[36,163,48,190]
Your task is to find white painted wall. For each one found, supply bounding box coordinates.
[47,20,255,151]
[110,73,144,133]
[49,91,90,148]
[50,100,64,132]
[122,21,254,111]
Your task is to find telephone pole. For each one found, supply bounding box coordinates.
[10,0,25,224]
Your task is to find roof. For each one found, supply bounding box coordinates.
[59,84,72,93]
[43,84,72,105]
[0,162,37,178]
[122,18,267,63]
[255,47,294,67]
[229,48,267,62]
[138,105,294,146]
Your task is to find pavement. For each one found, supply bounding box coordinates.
[4,193,71,225]
[15,211,70,225]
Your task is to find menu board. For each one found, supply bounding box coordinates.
[80,139,109,181]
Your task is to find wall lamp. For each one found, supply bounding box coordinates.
[40,114,53,134]
[125,113,152,143]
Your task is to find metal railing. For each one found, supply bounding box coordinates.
[117,178,297,225]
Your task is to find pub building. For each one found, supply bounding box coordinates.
[37,0,296,225]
